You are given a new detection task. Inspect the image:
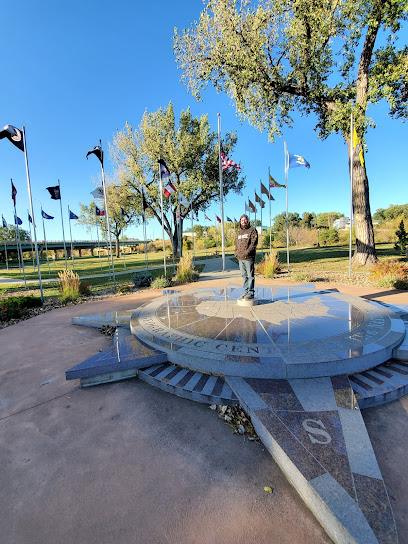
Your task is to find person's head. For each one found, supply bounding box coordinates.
[240,214,249,229]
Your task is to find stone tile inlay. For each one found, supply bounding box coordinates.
[228,374,398,544]
[131,284,405,379]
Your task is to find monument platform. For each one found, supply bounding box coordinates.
[66,283,408,544]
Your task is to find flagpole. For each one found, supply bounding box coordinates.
[12,181,27,287]
[27,211,36,271]
[2,221,9,270]
[268,168,272,253]
[191,198,195,265]
[204,216,208,259]
[217,113,226,272]
[178,191,182,259]
[170,194,175,271]
[40,206,51,275]
[95,213,103,272]
[158,160,167,275]
[99,141,116,291]
[259,183,264,255]
[284,142,290,272]
[349,114,353,278]
[254,191,257,235]
[142,187,149,270]
[215,216,218,255]
[68,206,75,270]
[57,179,68,270]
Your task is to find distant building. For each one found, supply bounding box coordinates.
[333,217,350,230]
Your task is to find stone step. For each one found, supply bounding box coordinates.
[349,360,408,408]
[65,329,167,387]
[139,363,238,406]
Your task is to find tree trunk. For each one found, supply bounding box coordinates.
[347,140,377,266]
[115,236,120,258]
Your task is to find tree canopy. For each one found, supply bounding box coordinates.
[174,0,408,265]
[110,102,245,256]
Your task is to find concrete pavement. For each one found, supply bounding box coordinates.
[1,262,408,544]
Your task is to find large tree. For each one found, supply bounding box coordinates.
[174,0,408,265]
[110,102,245,257]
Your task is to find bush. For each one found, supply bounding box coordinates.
[292,272,312,282]
[58,270,80,304]
[205,239,216,249]
[79,281,92,296]
[151,276,172,289]
[255,251,281,278]
[132,271,154,288]
[0,295,43,322]
[369,260,408,288]
[173,253,199,284]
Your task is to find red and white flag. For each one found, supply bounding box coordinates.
[216,215,221,223]
[204,214,211,221]
[164,182,176,197]
[221,146,241,172]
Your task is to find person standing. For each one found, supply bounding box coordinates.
[235,214,258,300]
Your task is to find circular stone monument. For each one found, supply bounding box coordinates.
[130,284,405,379]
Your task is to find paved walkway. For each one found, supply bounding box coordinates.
[1,264,408,544]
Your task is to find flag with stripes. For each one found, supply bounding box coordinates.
[95,206,105,217]
[221,146,241,172]
[164,182,176,197]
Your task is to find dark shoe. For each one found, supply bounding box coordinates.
[243,293,254,300]
[238,294,246,300]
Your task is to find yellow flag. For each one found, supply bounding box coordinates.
[352,126,365,168]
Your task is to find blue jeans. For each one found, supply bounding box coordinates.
[239,260,255,296]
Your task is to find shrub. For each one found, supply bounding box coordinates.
[116,282,134,294]
[0,295,42,322]
[205,239,216,249]
[151,276,172,289]
[394,219,408,254]
[173,253,199,284]
[369,260,408,282]
[132,271,153,288]
[79,281,92,296]
[255,251,281,278]
[292,272,312,282]
[58,270,80,304]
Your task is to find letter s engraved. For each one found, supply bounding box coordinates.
[302,419,332,445]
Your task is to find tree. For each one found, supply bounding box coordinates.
[394,219,408,254]
[316,212,343,228]
[0,226,30,242]
[373,204,408,222]
[272,212,300,231]
[78,181,139,258]
[111,102,244,257]
[174,0,408,265]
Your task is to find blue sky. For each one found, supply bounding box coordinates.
[1,0,407,242]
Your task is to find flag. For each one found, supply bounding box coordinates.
[193,213,199,221]
[164,181,176,197]
[41,210,54,220]
[227,217,233,223]
[221,146,241,172]
[69,210,79,220]
[14,215,22,225]
[2,215,7,228]
[216,215,221,223]
[95,206,105,217]
[288,153,310,169]
[269,174,285,188]
[245,203,251,212]
[121,207,128,217]
[11,181,17,205]
[86,145,103,165]
[261,182,274,200]
[46,185,61,200]
[352,126,365,167]
[178,192,189,206]
[255,192,265,209]
[248,200,256,213]
[28,213,33,223]
[158,158,170,178]
[91,187,104,200]
[0,125,24,152]
[204,214,211,221]
[234,217,237,222]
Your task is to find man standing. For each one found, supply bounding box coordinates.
[235,214,258,300]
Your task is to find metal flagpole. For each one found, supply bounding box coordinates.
[40,207,51,275]
[349,114,353,278]
[268,167,272,253]
[142,187,149,270]
[215,216,218,254]
[99,140,116,290]
[259,183,263,255]
[178,191,182,259]
[12,184,27,287]
[254,191,257,234]
[190,198,195,265]
[27,211,36,271]
[170,193,175,270]
[284,142,290,272]
[57,180,68,270]
[68,206,75,270]
[158,161,167,275]
[95,214,103,272]
[22,127,43,300]
[2,224,9,270]
[217,113,226,272]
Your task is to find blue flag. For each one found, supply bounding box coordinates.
[234,218,238,222]
[226,217,233,223]
[14,215,22,225]
[2,215,7,228]
[288,152,310,169]
[69,210,79,220]
[41,210,54,220]
[28,213,33,223]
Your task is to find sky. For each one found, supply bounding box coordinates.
[1,0,407,243]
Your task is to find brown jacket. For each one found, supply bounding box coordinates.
[235,225,258,261]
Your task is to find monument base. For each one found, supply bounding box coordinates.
[237,298,258,306]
